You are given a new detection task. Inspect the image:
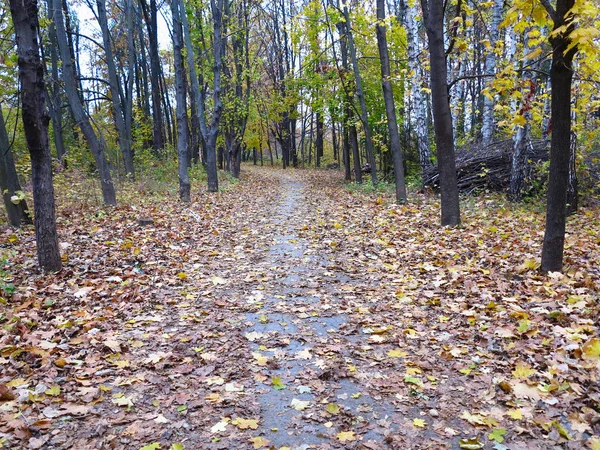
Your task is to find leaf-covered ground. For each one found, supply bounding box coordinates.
[1,166,599,450]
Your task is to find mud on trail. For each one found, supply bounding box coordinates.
[1,167,599,450]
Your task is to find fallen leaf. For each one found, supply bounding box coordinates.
[413,418,426,428]
[336,431,356,442]
[290,398,311,411]
[249,436,270,449]
[231,417,259,430]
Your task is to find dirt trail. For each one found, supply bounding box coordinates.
[240,171,399,449]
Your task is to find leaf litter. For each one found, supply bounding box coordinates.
[0,166,599,449]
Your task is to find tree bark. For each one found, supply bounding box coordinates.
[52,0,116,205]
[171,0,190,202]
[405,2,432,173]
[421,0,460,226]
[97,0,134,178]
[9,0,61,271]
[316,111,323,168]
[481,0,503,145]
[139,0,165,152]
[541,0,577,273]
[343,5,377,185]
[46,0,66,165]
[376,0,407,203]
[0,106,32,227]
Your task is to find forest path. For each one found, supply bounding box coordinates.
[238,169,401,449]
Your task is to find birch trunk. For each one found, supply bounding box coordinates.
[405,3,432,173]
[481,0,503,145]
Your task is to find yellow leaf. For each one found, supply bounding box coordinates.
[177,272,188,280]
[413,418,426,428]
[326,403,340,415]
[582,338,600,360]
[252,352,269,366]
[249,437,270,449]
[387,349,408,358]
[512,362,536,379]
[336,431,356,442]
[45,385,61,396]
[231,418,259,430]
[507,409,523,420]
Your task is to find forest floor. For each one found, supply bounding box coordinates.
[1,165,600,450]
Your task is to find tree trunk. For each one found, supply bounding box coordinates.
[52,0,116,205]
[405,2,432,173]
[46,0,66,165]
[349,124,362,183]
[376,0,407,203]
[541,0,577,273]
[171,0,190,202]
[0,106,32,227]
[509,33,538,202]
[204,0,225,192]
[421,0,460,226]
[316,111,323,168]
[481,0,503,145]
[9,0,61,271]
[97,0,134,178]
[139,0,165,152]
[343,5,377,185]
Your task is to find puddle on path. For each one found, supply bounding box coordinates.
[242,176,399,448]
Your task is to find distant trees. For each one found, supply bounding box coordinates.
[2,0,599,274]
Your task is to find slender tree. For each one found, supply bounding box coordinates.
[541,0,577,273]
[405,2,432,173]
[342,4,377,185]
[421,0,460,226]
[96,0,134,177]
[139,0,166,152]
[0,106,32,227]
[376,0,407,203]
[171,0,191,201]
[9,0,61,271]
[45,0,66,166]
[51,0,116,205]
[481,0,503,146]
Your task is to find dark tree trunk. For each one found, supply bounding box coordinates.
[46,0,66,165]
[316,111,323,168]
[331,111,338,162]
[376,0,407,203]
[52,0,116,205]
[202,0,225,192]
[171,0,190,202]
[0,106,32,227]
[342,122,351,180]
[343,5,377,185]
[349,124,362,183]
[139,0,166,152]
[541,0,577,273]
[9,0,61,271]
[421,0,460,226]
[97,0,134,178]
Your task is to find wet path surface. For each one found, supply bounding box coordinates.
[242,175,400,449]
